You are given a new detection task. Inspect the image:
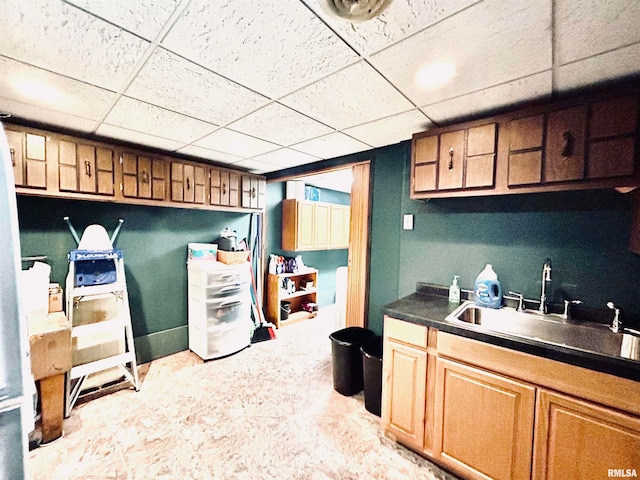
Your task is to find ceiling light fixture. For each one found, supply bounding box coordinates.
[416,62,456,89]
[323,0,393,22]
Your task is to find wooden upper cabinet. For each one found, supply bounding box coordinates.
[544,106,587,183]
[588,95,638,179]
[508,114,544,186]
[171,161,205,204]
[7,130,47,189]
[437,130,465,190]
[59,140,114,195]
[122,152,165,200]
[6,129,25,187]
[330,204,350,249]
[241,174,266,209]
[210,168,240,207]
[411,123,496,195]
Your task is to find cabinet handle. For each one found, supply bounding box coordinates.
[10,147,15,167]
[84,161,91,178]
[251,186,256,198]
[141,170,148,184]
[222,182,227,195]
[561,131,574,157]
[448,147,454,170]
[186,177,191,190]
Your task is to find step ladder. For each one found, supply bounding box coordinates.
[63,217,139,417]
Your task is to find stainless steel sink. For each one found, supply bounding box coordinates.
[445,301,640,361]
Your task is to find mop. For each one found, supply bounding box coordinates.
[248,212,276,343]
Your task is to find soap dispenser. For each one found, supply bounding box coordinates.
[449,275,461,304]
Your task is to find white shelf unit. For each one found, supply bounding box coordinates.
[187,260,252,360]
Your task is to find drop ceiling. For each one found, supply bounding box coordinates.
[1,0,639,176]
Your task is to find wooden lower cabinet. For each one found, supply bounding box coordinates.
[533,390,640,480]
[381,338,427,450]
[433,358,535,480]
[382,319,640,480]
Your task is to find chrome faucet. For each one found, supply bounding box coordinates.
[607,302,622,333]
[538,258,552,314]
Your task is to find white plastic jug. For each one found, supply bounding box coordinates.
[473,264,503,309]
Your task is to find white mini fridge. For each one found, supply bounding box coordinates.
[187,260,252,360]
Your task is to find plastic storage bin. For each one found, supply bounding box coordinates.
[280,301,291,321]
[361,336,383,416]
[329,327,375,396]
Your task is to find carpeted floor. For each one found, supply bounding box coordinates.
[28,305,459,479]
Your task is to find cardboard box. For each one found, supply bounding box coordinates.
[48,284,63,313]
[28,312,71,381]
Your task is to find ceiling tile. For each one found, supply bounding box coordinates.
[230,159,281,174]
[125,48,269,126]
[370,0,552,107]
[291,132,371,159]
[194,128,279,158]
[0,0,150,92]
[304,0,479,55]
[421,71,553,124]
[64,0,181,41]
[250,148,320,168]
[176,145,243,165]
[555,0,640,64]
[96,124,185,152]
[104,96,218,144]
[281,61,415,130]
[556,43,640,92]
[0,56,117,121]
[343,110,432,147]
[161,0,359,100]
[0,96,97,133]
[227,103,334,146]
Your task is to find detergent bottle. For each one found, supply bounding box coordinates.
[473,264,503,309]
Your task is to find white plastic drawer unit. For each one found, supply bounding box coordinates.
[188,263,250,288]
[190,280,249,301]
[204,294,250,328]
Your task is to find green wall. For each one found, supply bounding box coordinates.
[268,141,640,334]
[265,182,349,307]
[17,195,250,363]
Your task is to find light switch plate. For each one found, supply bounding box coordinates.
[403,214,414,230]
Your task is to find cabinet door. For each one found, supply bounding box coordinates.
[314,203,330,249]
[210,168,222,205]
[508,115,544,186]
[6,130,25,186]
[588,95,638,179]
[228,171,240,207]
[25,133,47,189]
[183,164,195,203]
[241,175,264,209]
[381,338,427,450]
[433,358,535,480]
[533,389,640,480]
[96,147,114,195]
[77,144,97,193]
[58,140,78,192]
[330,204,350,248]
[437,130,464,190]
[296,201,315,250]
[137,156,152,199]
[465,123,496,188]
[171,162,184,202]
[194,166,205,204]
[122,153,139,198]
[544,106,586,183]
[151,158,165,200]
[412,135,438,193]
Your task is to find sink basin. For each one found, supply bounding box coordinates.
[445,301,639,361]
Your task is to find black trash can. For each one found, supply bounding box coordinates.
[329,327,376,396]
[361,336,383,416]
[280,301,291,321]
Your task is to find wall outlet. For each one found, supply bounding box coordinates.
[403,214,414,230]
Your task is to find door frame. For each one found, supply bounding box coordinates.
[264,160,372,328]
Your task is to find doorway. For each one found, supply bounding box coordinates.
[267,161,371,329]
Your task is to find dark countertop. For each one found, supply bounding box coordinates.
[382,284,640,382]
